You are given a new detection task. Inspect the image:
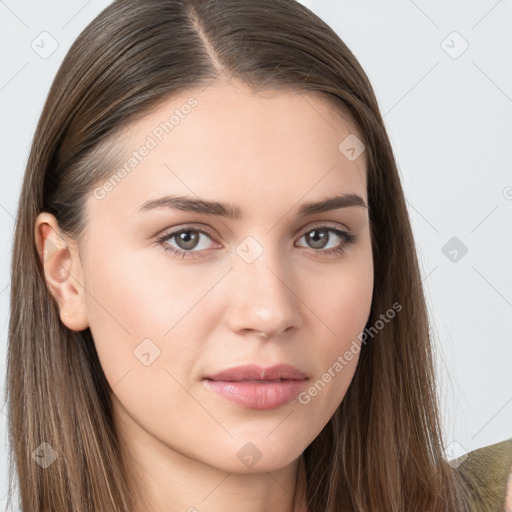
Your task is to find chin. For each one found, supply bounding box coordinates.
[202,433,308,474]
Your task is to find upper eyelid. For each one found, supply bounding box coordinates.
[158,222,352,250]
[160,221,351,240]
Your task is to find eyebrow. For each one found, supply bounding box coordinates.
[138,193,368,219]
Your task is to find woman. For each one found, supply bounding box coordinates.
[5,0,512,511]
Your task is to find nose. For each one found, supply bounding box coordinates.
[226,244,302,340]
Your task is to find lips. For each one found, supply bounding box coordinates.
[202,364,308,409]
[203,363,307,382]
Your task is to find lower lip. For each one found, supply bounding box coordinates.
[203,378,308,410]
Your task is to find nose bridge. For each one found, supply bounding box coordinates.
[228,233,301,335]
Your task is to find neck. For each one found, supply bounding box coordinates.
[120,427,308,512]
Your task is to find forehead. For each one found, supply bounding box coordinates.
[87,80,367,220]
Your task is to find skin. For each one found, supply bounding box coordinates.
[35,78,374,512]
[508,475,512,512]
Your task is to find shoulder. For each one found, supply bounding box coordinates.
[506,470,512,511]
[453,437,512,512]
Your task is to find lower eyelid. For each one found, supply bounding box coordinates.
[158,226,355,255]
[160,229,218,251]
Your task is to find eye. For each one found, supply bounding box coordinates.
[156,226,218,259]
[156,224,357,259]
[295,226,356,256]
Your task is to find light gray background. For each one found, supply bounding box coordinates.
[1,0,511,509]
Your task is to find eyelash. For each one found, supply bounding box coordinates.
[156,224,357,260]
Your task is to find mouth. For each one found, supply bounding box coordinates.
[202,364,308,410]
[203,363,308,382]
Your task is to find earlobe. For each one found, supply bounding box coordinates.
[34,212,89,331]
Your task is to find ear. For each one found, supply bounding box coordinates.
[34,212,89,331]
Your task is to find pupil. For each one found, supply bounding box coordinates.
[307,229,327,249]
[174,229,331,251]
[178,230,198,250]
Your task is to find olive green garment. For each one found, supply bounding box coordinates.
[452,437,512,512]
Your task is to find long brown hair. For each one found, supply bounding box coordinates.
[5,0,477,510]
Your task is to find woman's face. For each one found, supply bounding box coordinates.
[53,80,373,474]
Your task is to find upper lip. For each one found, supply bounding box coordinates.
[203,364,307,382]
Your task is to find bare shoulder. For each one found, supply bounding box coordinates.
[506,470,512,511]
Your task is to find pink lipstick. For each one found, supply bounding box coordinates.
[202,364,308,410]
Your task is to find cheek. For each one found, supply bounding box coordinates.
[311,252,373,350]
[82,248,211,389]
[83,250,214,437]
[299,256,373,412]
